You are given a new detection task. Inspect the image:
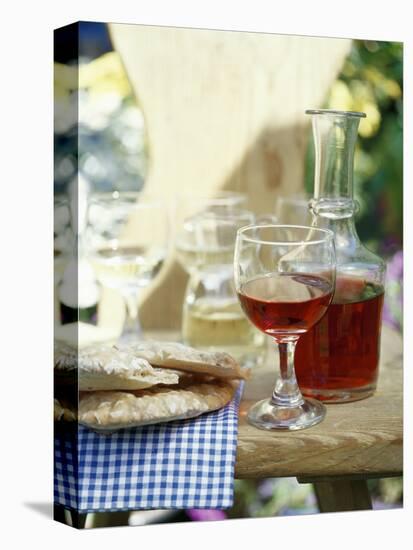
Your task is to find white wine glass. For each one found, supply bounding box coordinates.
[87,191,169,342]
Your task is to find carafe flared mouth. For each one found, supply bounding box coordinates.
[306,107,366,201]
[305,109,366,118]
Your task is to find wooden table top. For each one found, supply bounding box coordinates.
[235,325,403,480]
[66,322,402,482]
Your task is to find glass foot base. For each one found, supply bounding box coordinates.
[301,384,376,403]
[247,397,326,431]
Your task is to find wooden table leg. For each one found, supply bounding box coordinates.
[71,511,88,529]
[312,479,372,513]
[91,511,131,528]
[53,505,88,528]
[53,504,68,525]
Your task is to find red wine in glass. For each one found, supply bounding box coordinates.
[234,224,335,431]
[238,273,333,340]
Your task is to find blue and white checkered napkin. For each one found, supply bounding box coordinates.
[54,383,243,513]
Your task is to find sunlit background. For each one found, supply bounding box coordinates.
[54,23,148,196]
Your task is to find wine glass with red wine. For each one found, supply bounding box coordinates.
[234,224,336,430]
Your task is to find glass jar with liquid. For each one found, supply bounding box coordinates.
[175,196,266,364]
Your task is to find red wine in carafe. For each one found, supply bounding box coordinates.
[303,108,387,402]
[295,276,384,402]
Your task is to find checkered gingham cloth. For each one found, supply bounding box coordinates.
[54,383,243,513]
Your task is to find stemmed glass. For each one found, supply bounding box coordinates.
[87,191,169,342]
[234,224,336,430]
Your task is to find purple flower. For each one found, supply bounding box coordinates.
[380,235,401,257]
[383,250,403,330]
[257,479,277,499]
[186,509,227,521]
[386,250,403,279]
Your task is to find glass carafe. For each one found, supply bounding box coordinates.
[295,109,386,403]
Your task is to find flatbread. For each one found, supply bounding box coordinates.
[54,342,181,391]
[117,341,250,380]
[79,379,238,431]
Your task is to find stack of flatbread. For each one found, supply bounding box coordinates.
[54,341,249,432]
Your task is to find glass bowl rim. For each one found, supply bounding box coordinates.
[236,224,335,246]
[305,108,366,118]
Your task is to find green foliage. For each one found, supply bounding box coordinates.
[305,40,403,254]
[229,478,317,518]
[229,477,402,518]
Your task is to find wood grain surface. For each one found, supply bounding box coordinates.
[58,322,402,482]
[235,325,403,479]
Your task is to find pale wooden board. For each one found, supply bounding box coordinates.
[101,25,351,330]
[235,325,403,479]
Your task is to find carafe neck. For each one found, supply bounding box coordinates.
[307,109,365,220]
[310,214,360,251]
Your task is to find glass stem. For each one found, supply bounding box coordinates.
[271,340,304,407]
[120,290,142,341]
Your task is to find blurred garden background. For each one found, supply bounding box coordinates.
[325,40,403,333]
[54,23,403,525]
